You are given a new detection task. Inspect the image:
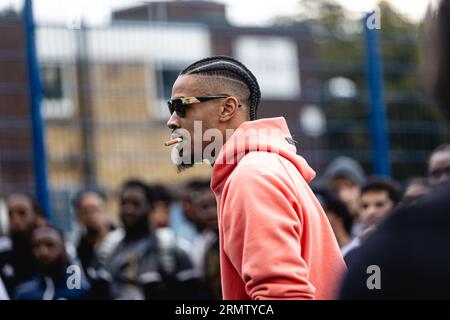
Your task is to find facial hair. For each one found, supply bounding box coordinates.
[37,256,68,279]
[176,147,196,173]
[177,163,195,173]
[121,213,150,240]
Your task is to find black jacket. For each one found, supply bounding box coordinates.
[0,243,37,297]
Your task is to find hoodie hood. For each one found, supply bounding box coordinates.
[211,117,316,193]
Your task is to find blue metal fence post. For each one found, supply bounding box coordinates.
[363,11,391,177]
[23,0,52,219]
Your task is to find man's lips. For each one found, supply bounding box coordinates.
[171,132,185,140]
[170,133,190,146]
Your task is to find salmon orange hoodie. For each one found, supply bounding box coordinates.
[211,117,346,300]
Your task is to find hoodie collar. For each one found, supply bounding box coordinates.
[211,117,315,193]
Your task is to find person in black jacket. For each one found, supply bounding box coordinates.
[340,0,450,299]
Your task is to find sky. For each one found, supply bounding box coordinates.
[0,0,432,26]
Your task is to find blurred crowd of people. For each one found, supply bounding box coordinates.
[0,142,448,300]
[0,178,220,300]
[314,143,449,264]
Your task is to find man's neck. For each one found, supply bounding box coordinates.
[12,235,33,254]
[208,119,248,166]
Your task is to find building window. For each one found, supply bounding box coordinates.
[41,64,74,119]
[151,66,182,120]
[159,69,180,101]
[234,36,301,100]
[42,65,63,99]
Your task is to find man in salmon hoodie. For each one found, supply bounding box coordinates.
[166,56,346,300]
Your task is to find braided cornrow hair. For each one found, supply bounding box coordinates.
[180,55,261,120]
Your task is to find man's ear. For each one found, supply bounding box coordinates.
[218,96,240,122]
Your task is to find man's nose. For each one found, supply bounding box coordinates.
[366,206,378,218]
[35,246,48,258]
[167,112,181,130]
[122,204,135,215]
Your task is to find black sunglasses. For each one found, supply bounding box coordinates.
[167,96,229,117]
